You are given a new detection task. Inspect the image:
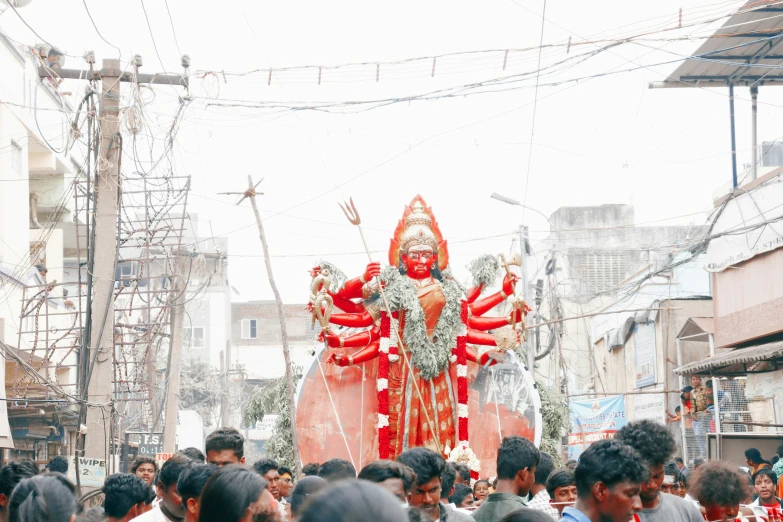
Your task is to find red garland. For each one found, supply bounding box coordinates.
[460,300,468,324]
[378,313,391,459]
[457,300,469,444]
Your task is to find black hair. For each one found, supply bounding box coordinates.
[358,460,417,493]
[753,468,778,487]
[690,461,748,508]
[298,480,407,522]
[454,463,471,484]
[158,454,191,489]
[318,458,357,482]
[574,439,648,497]
[253,458,279,477]
[179,447,206,463]
[693,457,706,468]
[534,453,555,486]
[675,458,684,464]
[498,510,561,522]
[440,462,457,499]
[46,456,68,474]
[291,476,328,517]
[615,420,676,467]
[198,465,267,522]
[675,406,681,413]
[278,466,293,478]
[0,460,39,498]
[565,460,578,471]
[776,444,783,458]
[664,462,679,481]
[302,463,321,476]
[177,464,218,503]
[205,427,244,459]
[546,468,575,498]
[102,473,155,518]
[496,435,540,480]
[682,386,693,393]
[745,448,770,465]
[449,483,473,506]
[397,447,445,486]
[474,479,490,492]
[705,380,713,389]
[130,456,158,474]
[8,473,76,522]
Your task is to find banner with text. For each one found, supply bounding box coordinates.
[568,395,627,460]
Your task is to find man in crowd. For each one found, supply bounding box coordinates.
[302,463,320,476]
[546,468,577,516]
[178,447,206,463]
[279,466,294,500]
[134,454,191,522]
[358,459,417,504]
[253,458,282,501]
[749,468,782,515]
[454,463,471,486]
[318,458,356,482]
[177,463,218,522]
[688,376,709,458]
[102,473,156,522]
[397,447,473,521]
[205,427,245,466]
[674,459,685,474]
[0,460,38,522]
[528,452,559,519]
[561,439,647,522]
[440,462,458,509]
[614,420,702,522]
[472,435,539,522]
[46,456,69,474]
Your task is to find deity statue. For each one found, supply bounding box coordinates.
[301,195,536,466]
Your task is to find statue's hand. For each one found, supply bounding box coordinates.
[363,261,381,282]
[318,330,341,348]
[326,352,349,367]
[502,273,519,296]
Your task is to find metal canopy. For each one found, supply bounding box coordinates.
[677,317,714,343]
[654,0,783,87]
[674,339,783,376]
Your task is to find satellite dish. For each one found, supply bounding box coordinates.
[0,0,34,7]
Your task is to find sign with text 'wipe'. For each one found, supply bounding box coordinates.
[67,457,106,488]
[568,395,627,460]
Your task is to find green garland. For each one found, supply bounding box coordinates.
[536,379,569,467]
[317,260,348,291]
[380,267,463,380]
[467,254,500,292]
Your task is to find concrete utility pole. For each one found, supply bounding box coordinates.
[220,177,302,477]
[519,225,534,375]
[163,255,188,453]
[221,340,231,427]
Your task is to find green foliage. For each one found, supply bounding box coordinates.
[537,379,569,467]
[243,366,302,471]
[179,358,224,428]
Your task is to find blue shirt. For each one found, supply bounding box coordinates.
[560,506,593,522]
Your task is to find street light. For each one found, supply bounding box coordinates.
[490,192,551,224]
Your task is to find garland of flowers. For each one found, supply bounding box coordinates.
[467,254,500,292]
[378,313,391,459]
[379,266,463,380]
[457,300,469,446]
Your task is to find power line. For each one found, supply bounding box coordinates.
[164,0,183,57]
[5,2,55,50]
[81,0,122,59]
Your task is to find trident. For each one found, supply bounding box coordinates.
[339,198,374,264]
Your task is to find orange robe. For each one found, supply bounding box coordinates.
[388,279,456,458]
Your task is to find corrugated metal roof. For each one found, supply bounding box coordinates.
[674,339,783,375]
[659,0,783,87]
[677,317,714,342]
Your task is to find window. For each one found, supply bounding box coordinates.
[241,319,258,340]
[183,327,205,349]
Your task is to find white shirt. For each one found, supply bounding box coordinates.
[528,489,560,519]
[132,505,174,522]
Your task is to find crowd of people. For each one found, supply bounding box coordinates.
[0,423,780,522]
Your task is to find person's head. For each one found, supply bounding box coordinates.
[177,464,217,522]
[8,473,76,522]
[102,473,156,521]
[278,466,294,499]
[205,427,245,466]
[745,448,764,466]
[690,461,749,522]
[693,457,705,469]
[546,469,577,515]
[681,386,693,400]
[198,465,275,522]
[440,462,457,501]
[473,479,490,501]
[675,458,684,470]
[252,459,280,500]
[705,380,713,389]
[614,420,676,504]
[397,447,446,517]
[448,484,474,509]
[534,453,555,487]
[574,439,648,522]
[675,406,681,414]
[358,460,417,504]
[0,460,39,512]
[566,460,578,471]
[317,458,356,482]
[179,447,206,463]
[497,509,563,522]
[496,435,540,496]
[453,463,470,485]
[660,462,680,496]
[298,480,407,522]
[691,375,702,388]
[46,456,68,475]
[302,463,320,476]
[131,457,158,486]
[157,454,191,519]
[776,444,783,460]
[753,468,778,504]
[290,476,328,518]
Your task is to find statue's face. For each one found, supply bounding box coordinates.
[402,245,436,279]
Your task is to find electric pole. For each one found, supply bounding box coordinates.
[519,225,534,375]
[163,255,188,453]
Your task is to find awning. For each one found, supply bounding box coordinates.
[653,0,783,87]
[677,317,714,342]
[674,339,783,376]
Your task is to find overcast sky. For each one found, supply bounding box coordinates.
[2,0,776,302]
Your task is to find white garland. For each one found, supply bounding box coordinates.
[457,403,469,418]
[448,444,481,473]
[378,413,389,428]
[377,378,388,392]
[456,364,467,378]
